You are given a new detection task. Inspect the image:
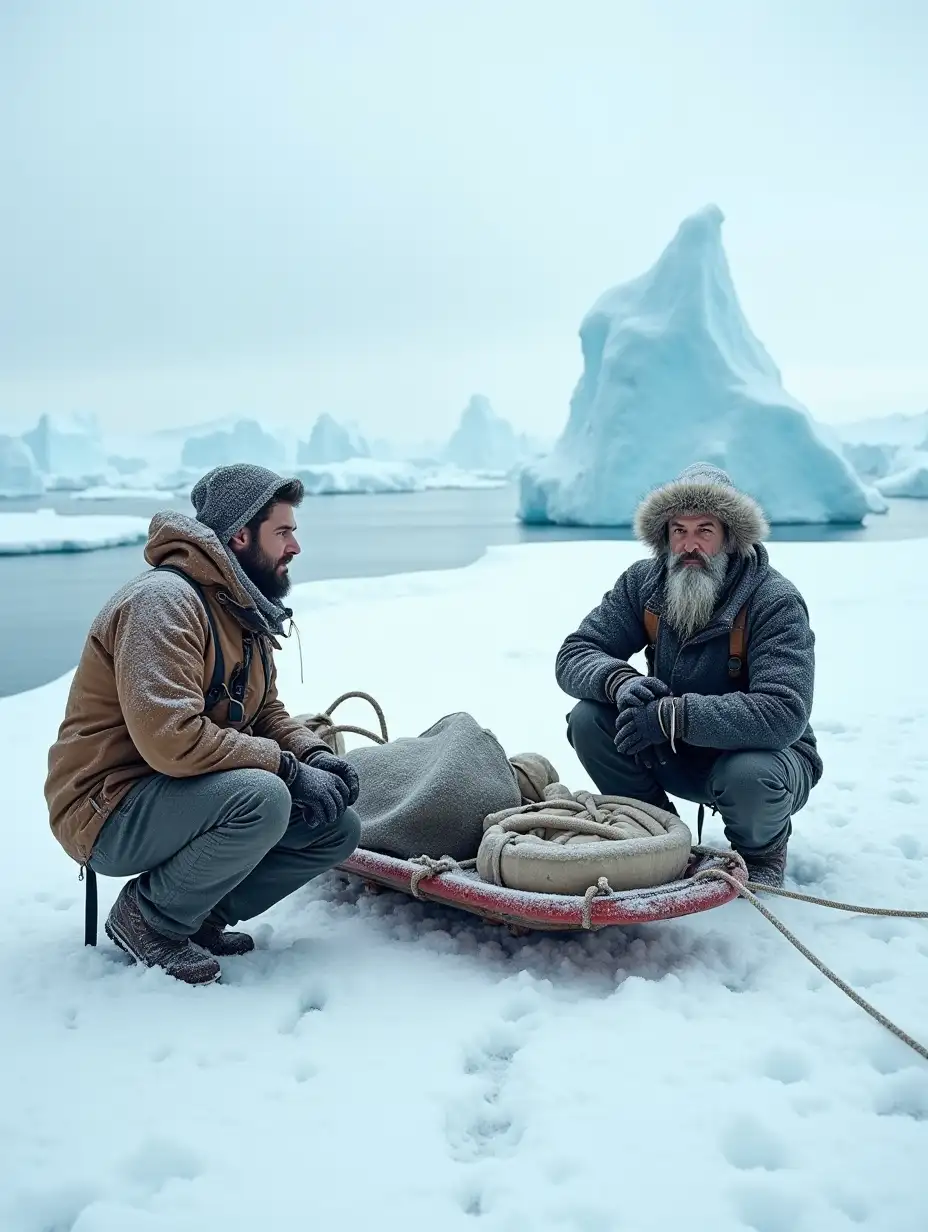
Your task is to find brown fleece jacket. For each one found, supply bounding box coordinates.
[45,512,326,864]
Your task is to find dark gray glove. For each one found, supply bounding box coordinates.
[279,751,349,828]
[612,675,671,712]
[304,750,360,806]
[614,695,685,760]
[614,699,668,756]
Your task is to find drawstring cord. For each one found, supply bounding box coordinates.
[289,618,304,685]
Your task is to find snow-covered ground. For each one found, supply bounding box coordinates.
[3,537,927,1231]
[0,509,150,555]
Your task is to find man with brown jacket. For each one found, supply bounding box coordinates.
[45,464,361,985]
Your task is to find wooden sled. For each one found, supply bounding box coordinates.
[337,847,746,932]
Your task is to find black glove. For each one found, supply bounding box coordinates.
[612,675,671,712]
[279,751,349,828]
[305,750,360,806]
[614,697,669,757]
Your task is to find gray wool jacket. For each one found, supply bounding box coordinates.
[556,544,823,785]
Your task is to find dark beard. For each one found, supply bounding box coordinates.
[234,541,293,602]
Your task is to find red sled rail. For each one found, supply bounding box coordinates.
[337,848,745,932]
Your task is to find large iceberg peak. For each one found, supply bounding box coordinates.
[518,206,872,527]
[642,201,727,301]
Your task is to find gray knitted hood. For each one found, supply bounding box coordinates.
[634,462,770,557]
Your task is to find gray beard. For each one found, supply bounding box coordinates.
[664,550,730,640]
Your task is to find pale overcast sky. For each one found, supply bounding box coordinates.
[1,0,926,444]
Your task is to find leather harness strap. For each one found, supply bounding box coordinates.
[644,606,748,680]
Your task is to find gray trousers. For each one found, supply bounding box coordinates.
[566,700,812,857]
[89,767,361,939]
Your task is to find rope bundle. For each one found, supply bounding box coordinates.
[477,785,692,896]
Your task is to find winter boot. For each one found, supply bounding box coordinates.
[743,844,788,889]
[191,920,255,957]
[105,880,221,985]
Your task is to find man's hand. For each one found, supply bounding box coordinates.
[304,750,360,806]
[612,675,671,712]
[614,698,669,757]
[279,751,350,828]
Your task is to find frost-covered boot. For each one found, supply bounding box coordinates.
[191,919,255,957]
[743,843,788,889]
[105,880,221,986]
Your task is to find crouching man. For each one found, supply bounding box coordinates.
[556,463,823,886]
[45,464,361,984]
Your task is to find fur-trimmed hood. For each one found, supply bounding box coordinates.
[634,463,769,557]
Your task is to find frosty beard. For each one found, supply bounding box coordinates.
[664,548,730,640]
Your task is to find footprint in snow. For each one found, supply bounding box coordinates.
[873,1071,928,1122]
[760,1047,810,1086]
[889,787,919,805]
[279,986,328,1035]
[732,1183,804,1232]
[893,833,922,859]
[446,1025,528,1164]
[720,1114,792,1172]
[120,1136,202,1197]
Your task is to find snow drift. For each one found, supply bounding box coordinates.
[444,395,522,473]
[519,206,872,527]
[0,435,44,498]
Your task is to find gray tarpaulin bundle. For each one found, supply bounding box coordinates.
[302,706,559,862]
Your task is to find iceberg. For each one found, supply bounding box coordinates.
[22,412,107,482]
[295,458,507,496]
[0,436,44,498]
[0,509,149,555]
[443,395,522,474]
[298,414,370,465]
[181,419,287,472]
[838,410,928,450]
[842,441,899,481]
[519,206,872,527]
[72,485,176,502]
[874,458,928,499]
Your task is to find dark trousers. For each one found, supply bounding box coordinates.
[89,767,361,938]
[566,700,812,857]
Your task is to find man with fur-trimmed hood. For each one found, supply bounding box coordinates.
[555,463,822,887]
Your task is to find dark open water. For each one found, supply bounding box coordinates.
[3,484,927,697]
